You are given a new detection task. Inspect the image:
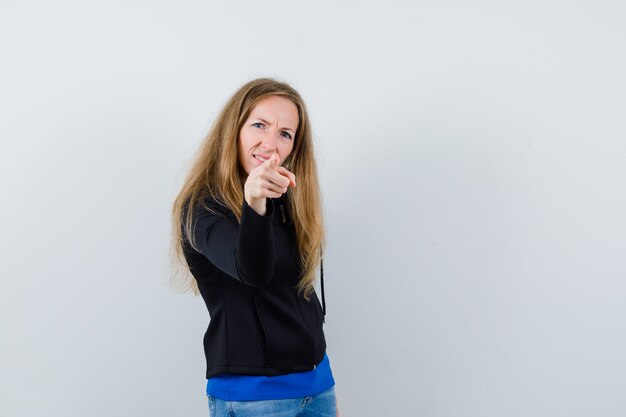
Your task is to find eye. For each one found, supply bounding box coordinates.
[252,122,264,128]
[281,131,292,139]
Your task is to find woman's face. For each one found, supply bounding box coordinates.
[238,95,299,176]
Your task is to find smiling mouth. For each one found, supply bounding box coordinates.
[254,155,269,162]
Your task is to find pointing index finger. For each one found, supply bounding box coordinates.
[269,153,280,170]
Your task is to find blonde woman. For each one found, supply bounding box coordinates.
[171,78,338,416]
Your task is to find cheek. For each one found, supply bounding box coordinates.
[282,141,294,157]
[239,130,257,150]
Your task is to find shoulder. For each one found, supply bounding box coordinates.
[181,194,236,245]
[186,194,236,222]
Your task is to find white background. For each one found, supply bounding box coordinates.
[1,1,625,416]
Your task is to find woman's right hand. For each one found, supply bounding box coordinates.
[244,153,296,215]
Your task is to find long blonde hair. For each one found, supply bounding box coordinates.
[169,77,325,299]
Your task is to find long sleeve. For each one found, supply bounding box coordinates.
[188,196,276,287]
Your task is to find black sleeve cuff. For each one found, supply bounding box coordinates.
[236,198,276,286]
[242,196,274,220]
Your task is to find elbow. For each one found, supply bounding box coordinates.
[234,259,275,288]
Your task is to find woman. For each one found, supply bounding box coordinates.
[170,77,338,416]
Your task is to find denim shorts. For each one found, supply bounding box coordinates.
[207,386,336,417]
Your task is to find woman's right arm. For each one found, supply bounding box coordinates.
[187,153,295,287]
[187,196,276,287]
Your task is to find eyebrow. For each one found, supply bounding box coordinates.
[253,117,296,133]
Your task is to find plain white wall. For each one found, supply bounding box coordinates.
[1,1,625,416]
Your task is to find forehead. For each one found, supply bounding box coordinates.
[249,96,299,128]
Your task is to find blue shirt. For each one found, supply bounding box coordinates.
[206,353,335,401]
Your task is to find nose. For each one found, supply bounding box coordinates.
[259,129,280,153]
